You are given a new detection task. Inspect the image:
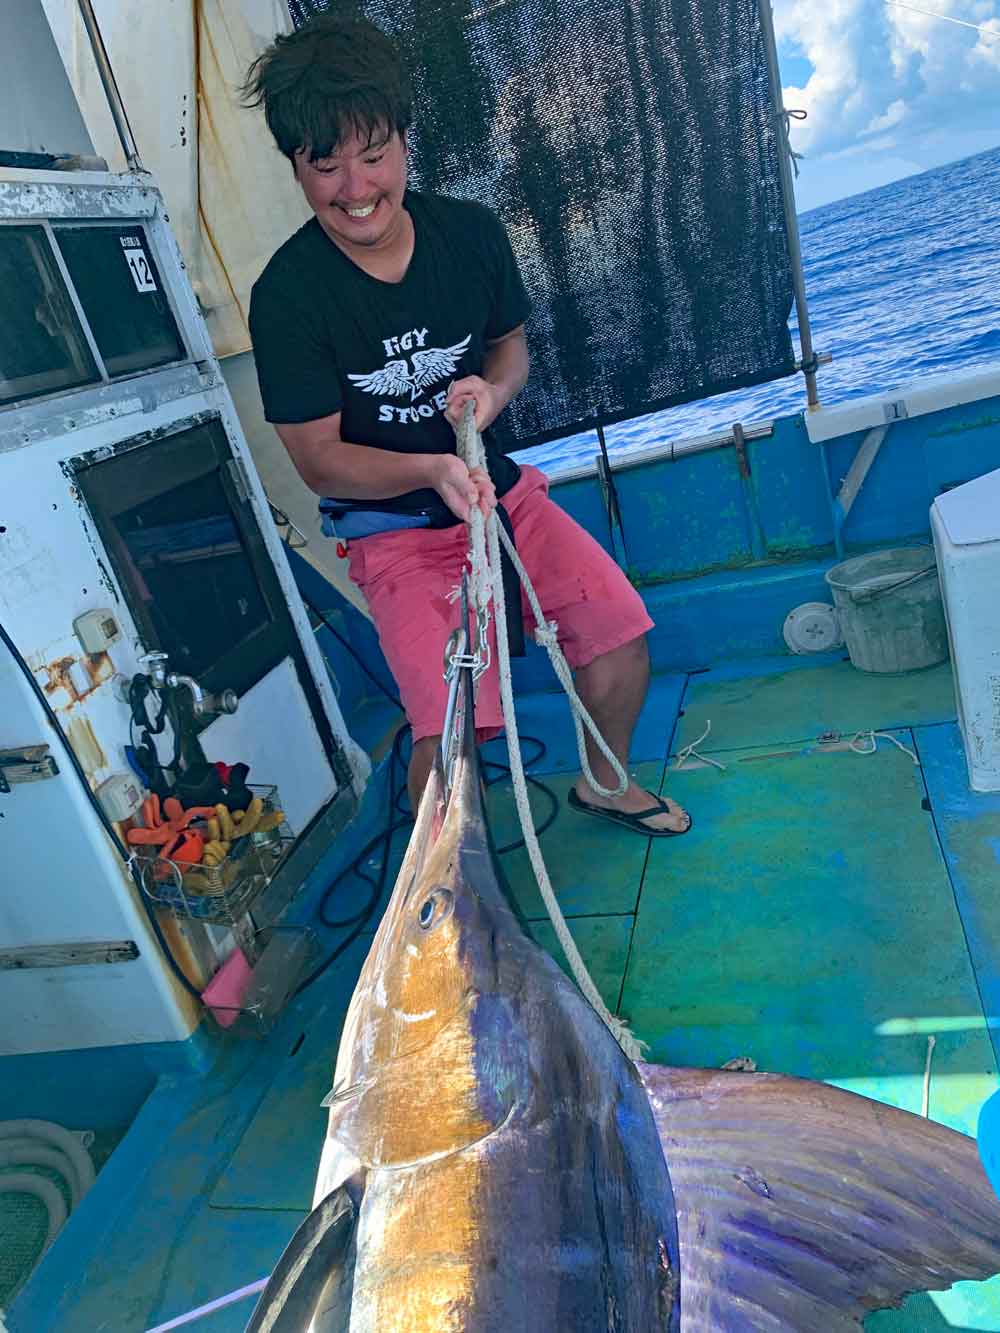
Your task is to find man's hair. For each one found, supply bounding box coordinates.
[242,15,412,164]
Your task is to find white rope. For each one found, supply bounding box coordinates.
[849,729,919,763]
[457,409,627,800]
[457,407,644,1060]
[777,107,807,178]
[673,720,727,772]
[144,1279,269,1332]
[494,522,627,800]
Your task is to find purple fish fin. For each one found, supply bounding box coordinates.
[245,1185,355,1332]
[636,1063,1000,1331]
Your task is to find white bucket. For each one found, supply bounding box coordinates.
[824,547,949,674]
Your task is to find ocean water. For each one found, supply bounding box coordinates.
[519,145,1000,473]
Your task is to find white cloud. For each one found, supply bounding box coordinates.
[864,97,907,134]
[776,0,1000,161]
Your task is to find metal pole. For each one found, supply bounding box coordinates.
[75,0,144,172]
[758,0,819,410]
[595,421,631,568]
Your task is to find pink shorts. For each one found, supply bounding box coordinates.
[346,464,654,742]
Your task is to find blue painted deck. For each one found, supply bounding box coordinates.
[9,653,1000,1332]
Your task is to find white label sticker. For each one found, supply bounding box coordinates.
[123,243,157,293]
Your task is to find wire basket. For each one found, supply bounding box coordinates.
[137,786,293,926]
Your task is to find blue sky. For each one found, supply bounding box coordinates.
[775,0,1000,210]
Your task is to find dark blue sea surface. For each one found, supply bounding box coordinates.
[519,145,1000,473]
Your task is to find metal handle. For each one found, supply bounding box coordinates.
[831,564,936,604]
[200,689,239,718]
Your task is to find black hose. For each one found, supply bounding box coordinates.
[297,585,402,712]
[291,726,410,997]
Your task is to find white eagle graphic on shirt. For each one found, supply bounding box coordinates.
[347,335,471,404]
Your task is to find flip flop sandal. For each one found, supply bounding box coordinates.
[567,788,693,838]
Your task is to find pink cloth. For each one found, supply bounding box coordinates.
[201,947,252,1028]
[347,464,653,742]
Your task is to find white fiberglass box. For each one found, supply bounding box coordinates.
[931,467,1000,792]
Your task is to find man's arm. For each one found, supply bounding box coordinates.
[445,325,529,432]
[275,414,489,522]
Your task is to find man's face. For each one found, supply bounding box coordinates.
[294,128,408,252]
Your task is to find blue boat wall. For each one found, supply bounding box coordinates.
[480,370,1000,692]
[225,358,999,715]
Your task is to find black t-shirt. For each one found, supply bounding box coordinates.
[249,191,531,517]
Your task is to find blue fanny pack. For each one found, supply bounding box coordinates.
[319,507,433,540]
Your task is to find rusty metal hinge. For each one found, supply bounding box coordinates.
[0,744,59,791]
[0,940,140,970]
[226,454,253,504]
[732,422,751,479]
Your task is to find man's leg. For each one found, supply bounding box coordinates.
[573,635,690,833]
[408,734,441,813]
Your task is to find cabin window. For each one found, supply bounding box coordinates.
[53,224,185,377]
[0,224,100,405]
[75,418,293,700]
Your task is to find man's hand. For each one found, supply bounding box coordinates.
[445,377,504,434]
[430,455,497,523]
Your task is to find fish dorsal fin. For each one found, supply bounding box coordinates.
[636,1063,1000,1331]
[245,1185,355,1332]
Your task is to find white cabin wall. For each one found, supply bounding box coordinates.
[0,634,200,1055]
[0,170,370,1052]
[0,0,93,158]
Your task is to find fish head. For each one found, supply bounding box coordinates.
[326,675,530,1169]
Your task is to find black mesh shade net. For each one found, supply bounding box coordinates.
[288,0,797,452]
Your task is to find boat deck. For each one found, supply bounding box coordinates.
[11,656,1000,1331]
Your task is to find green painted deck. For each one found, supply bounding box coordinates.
[11,658,1000,1331]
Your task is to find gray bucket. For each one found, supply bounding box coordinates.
[824,547,949,674]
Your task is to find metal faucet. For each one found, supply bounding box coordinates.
[136,652,238,718]
[138,651,169,689]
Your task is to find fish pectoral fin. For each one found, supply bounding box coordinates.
[245,1185,356,1332]
[637,1062,1000,1332]
[321,1080,367,1108]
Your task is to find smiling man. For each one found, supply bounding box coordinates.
[244,14,690,837]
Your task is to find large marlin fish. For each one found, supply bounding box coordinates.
[248,671,1000,1331]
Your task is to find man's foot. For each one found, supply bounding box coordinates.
[569,779,692,837]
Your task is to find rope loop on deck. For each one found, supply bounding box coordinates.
[849,729,919,763]
[673,720,727,772]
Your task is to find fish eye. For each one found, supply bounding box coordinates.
[417,888,453,931]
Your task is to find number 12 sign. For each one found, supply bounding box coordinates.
[120,234,157,293]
